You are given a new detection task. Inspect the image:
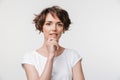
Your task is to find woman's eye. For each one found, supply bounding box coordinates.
[45,23,51,26]
[57,23,63,27]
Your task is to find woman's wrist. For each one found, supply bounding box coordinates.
[48,53,55,60]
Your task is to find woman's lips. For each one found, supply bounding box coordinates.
[49,33,58,38]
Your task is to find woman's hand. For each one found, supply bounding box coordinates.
[46,38,59,58]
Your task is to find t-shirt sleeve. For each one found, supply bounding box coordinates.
[21,53,35,66]
[71,50,82,67]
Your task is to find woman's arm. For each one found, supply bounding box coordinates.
[23,57,54,80]
[23,39,58,80]
[72,61,85,80]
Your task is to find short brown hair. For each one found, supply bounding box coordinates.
[33,6,71,33]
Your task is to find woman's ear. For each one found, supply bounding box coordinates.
[63,29,65,33]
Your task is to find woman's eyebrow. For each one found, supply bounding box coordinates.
[57,22,62,23]
[45,21,52,23]
[45,21,62,23]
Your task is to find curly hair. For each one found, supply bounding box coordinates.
[33,6,71,33]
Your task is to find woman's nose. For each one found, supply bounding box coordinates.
[51,24,57,31]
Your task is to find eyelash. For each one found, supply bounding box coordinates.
[57,23,63,27]
[45,23,51,25]
[45,23,63,27]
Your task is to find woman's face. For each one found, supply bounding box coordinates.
[42,13,64,41]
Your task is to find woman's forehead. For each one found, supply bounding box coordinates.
[45,13,61,22]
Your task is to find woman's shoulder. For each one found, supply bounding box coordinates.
[63,48,81,58]
[65,48,82,58]
[21,50,39,65]
[65,48,79,54]
[64,48,82,67]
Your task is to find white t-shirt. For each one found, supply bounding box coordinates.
[21,48,82,80]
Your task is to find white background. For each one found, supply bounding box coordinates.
[0,0,120,80]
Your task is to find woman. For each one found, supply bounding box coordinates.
[21,6,85,80]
